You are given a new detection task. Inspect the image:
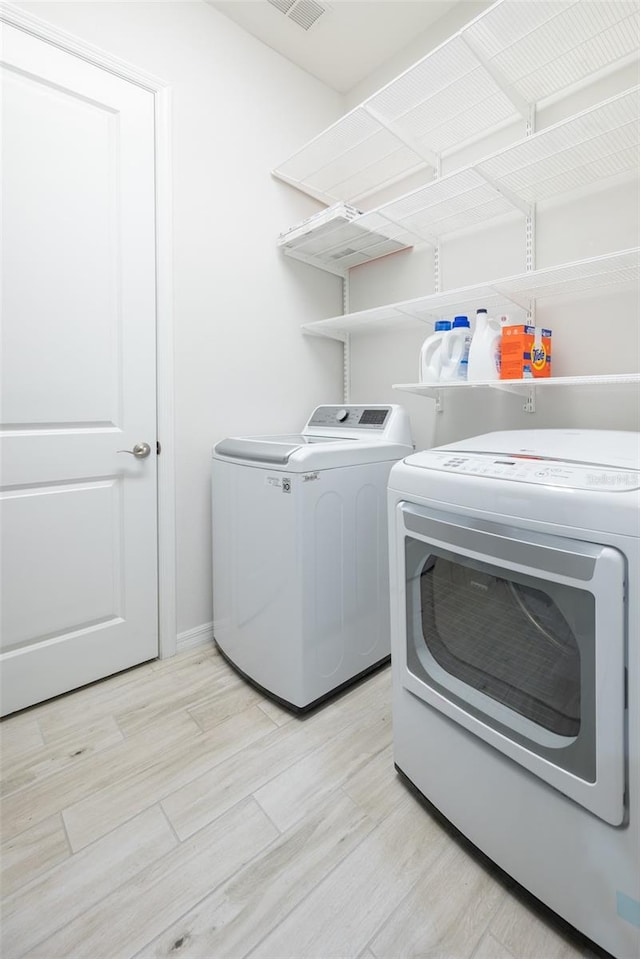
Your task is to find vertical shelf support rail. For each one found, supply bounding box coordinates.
[342,332,351,404]
[523,386,536,414]
[526,105,537,274]
[523,97,537,412]
[434,154,444,413]
[434,155,442,297]
[342,275,350,403]
[526,106,537,331]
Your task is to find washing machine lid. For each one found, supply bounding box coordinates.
[214,433,413,470]
[214,434,346,466]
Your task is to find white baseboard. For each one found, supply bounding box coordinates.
[176,621,214,653]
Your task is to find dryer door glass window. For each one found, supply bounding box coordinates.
[405,538,596,783]
[420,554,582,737]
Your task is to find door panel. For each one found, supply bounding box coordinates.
[2,64,119,427]
[2,481,123,652]
[0,24,158,714]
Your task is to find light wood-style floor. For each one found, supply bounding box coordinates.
[1,643,601,959]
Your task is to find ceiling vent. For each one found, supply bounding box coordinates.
[267,0,330,31]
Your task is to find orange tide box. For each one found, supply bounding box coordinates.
[500,325,552,379]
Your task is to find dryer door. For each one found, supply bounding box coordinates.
[397,502,626,826]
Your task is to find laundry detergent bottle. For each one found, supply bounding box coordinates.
[439,315,471,381]
[419,320,452,382]
[467,308,502,381]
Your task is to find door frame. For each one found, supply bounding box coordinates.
[1,3,177,659]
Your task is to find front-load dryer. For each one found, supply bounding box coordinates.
[387,429,640,959]
[212,404,413,711]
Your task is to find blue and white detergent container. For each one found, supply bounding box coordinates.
[467,308,503,381]
[419,320,451,382]
[439,315,472,381]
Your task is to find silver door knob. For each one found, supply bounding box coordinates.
[117,442,152,458]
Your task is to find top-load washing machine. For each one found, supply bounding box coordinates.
[212,404,413,711]
[388,429,640,959]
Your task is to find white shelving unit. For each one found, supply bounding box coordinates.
[273,0,640,409]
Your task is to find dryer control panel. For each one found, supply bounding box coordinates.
[411,451,640,492]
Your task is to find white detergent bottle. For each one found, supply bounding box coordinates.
[467,308,502,381]
[419,320,451,382]
[440,315,471,381]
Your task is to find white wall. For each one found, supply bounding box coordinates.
[16,0,345,636]
[343,7,640,452]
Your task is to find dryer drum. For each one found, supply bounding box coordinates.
[419,558,581,737]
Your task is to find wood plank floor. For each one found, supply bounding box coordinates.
[0,644,600,959]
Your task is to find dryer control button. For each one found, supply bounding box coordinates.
[336,409,349,422]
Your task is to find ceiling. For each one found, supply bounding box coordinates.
[207,0,464,93]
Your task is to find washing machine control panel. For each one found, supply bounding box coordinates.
[413,451,640,491]
[307,405,390,430]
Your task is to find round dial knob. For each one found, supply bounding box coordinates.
[335,409,349,422]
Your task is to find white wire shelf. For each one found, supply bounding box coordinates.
[300,248,640,340]
[301,288,524,338]
[273,0,640,207]
[393,373,640,400]
[277,206,421,277]
[279,88,639,274]
[389,87,639,239]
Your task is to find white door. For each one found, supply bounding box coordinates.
[0,24,159,715]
